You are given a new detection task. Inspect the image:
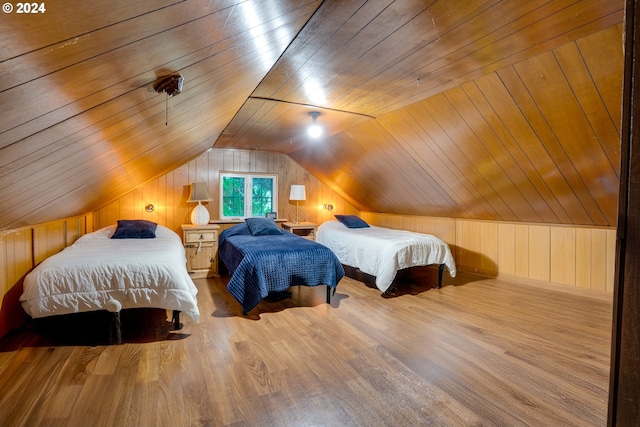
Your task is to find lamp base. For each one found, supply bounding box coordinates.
[288,207,306,224]
[191,203,210,226]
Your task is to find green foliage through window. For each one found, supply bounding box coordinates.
[222,177,245,217]
[251,178,273,216]
[220,173,277,218]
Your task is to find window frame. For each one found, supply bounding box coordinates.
[219,172,278,219]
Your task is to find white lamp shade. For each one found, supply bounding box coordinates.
[289,185,306,201]
[190,203,210,225]
[187,182,213,202]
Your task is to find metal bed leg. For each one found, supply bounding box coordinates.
[438,264,444,288]
[326,286,337,304]
[110,311,122,345]
[172,310,181,330]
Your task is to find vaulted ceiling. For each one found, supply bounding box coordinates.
[0,0,625,230]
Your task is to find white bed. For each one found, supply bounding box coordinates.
[21,223,199,336]
[316,219,456,293]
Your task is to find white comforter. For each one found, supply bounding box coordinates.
[316,220,456,292]
[21,225,199,322]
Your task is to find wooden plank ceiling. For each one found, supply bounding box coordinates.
[0,0,625,230]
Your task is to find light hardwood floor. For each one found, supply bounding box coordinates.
[0,270,612,426]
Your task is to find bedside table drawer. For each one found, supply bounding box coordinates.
[181,224,220,278]
[185,230,217,243]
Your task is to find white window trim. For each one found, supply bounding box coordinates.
[219,172,278,219]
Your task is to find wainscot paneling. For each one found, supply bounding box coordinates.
[362,212,615,294]
[361,212,457,247]
[92,148,359,235]
[0,214,91,337]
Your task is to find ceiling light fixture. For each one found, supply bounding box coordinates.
[307,111,322,138]
[153,73,184,125]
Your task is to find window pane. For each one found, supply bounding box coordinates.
[220,173,277,219]
[251,177,274,216]
[222,177,245,217]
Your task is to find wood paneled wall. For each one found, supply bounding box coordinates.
[362,212,615,294]
[0,214,91,336]
[0,198,615,338]
[92,148,359,234]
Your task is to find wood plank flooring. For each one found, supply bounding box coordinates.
[0,270,612,426]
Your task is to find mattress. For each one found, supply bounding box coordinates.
[316,220,456,292]
[21,224,199,322]
[219,223,344,314]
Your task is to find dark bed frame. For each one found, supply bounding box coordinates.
[220,259,337,315]
[109,309,181,345]
[342,264,445,294]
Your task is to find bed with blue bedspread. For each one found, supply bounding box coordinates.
[218,219,344,314]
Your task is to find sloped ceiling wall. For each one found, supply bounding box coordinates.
[0,0,625,230]
[291,24,623,226]
[217,1,624,227]
[0,0,322,230]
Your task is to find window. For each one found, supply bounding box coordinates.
[220,173,277,219]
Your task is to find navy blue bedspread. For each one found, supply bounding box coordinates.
[219,223,344,313]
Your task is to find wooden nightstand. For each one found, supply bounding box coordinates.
[281,222,317,241]
[181,224,220,278]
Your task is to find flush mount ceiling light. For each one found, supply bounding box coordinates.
[307,111,322,138]
[153,74,184,97]
[153,73,184,125]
